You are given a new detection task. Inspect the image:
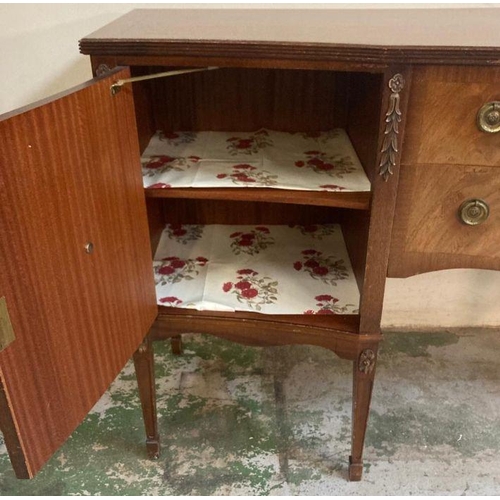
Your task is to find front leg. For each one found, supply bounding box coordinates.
[349,347,378,481]
[171,334,183,355]
[133,334,160,459]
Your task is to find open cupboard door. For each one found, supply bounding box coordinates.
[0,68,157,478]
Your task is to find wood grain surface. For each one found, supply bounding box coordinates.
[132,336,160,459]
[146,188,370,210]
[92,53,387,74]
[79,17,406,480]
[76,10,500,482]
[79,9,500,66]
[159,199,344,226]
[148,67,348,132]
[402,66,500,167]
[346,72,383,183]
[389,164,500,277]
[358,67,412,333]
[0,68,157,477]
[152,308,381,361]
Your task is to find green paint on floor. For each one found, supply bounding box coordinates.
[1,330,500,495]
[380,330,459,357]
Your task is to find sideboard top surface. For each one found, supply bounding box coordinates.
[79,8,500,65]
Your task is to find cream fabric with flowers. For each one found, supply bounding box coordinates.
[154,224,359,315]
[142,129,370,192]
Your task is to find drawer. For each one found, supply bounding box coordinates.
[402,66,500,167]
[389,164,500,277]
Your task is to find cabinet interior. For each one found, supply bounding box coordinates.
[130,66,384,318]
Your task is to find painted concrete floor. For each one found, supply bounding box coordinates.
[1,330,500,495]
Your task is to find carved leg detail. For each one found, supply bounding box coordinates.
[133,335,160,459]
[349,347,377,481]
[171,335,183,356]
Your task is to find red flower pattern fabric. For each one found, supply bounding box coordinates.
[141,129,370,192]
[154,256,208,286]
[226,129,272,155]
[166,224,204,245]
[153,224,359,314]
[295,224,337,240]
[222,269,278,311]
[293,249,349,285]
[294,151,356,177]
[142,154,200,178]
[229,226,274,255]
[304,294,357,315]
[158,131,197,146]
[159,296,183,307]
[216,164,278,186]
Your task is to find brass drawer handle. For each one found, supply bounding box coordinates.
[477,101,500,133]
[85,242,94,254]
[459,199,490,226]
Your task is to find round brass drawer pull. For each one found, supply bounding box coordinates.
[477,101,500,133]
[85,242,94,254]
[459,199,490,226]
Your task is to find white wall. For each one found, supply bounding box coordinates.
[2,4,499,330]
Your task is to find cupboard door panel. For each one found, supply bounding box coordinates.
[0,68,157,478]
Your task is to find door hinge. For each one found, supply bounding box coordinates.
[0,297,16,352]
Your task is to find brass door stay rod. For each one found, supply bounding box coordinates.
[110,66,219,95]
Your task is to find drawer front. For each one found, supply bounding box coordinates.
[389,164,500,277]
[402,66,500,167]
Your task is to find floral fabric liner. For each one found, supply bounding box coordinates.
[142,129,371,192]
[154,224,360,315]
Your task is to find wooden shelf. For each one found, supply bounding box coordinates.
[145,187,371,210]
[141,130,371,206]
[153,224,360,316]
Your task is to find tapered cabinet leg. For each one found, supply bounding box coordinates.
[171,334,183,355]
[349,347,378,481]
[133,335,160,459]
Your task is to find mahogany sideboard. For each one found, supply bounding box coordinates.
[1,8,500,482]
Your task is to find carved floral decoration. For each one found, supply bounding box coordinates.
[358,349,376,374]
[379,73,405,181]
